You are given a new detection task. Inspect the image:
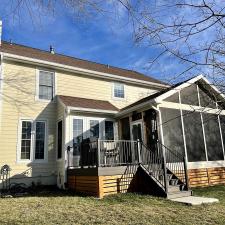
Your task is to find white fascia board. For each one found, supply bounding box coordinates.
[155,74,204,103]
[2,52,169,89]
[67,106,118,115]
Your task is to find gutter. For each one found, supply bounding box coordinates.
[2,52,170,89]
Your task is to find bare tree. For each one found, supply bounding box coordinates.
[3,0,225,87]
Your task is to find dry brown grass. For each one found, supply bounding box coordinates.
[0,185,225,225]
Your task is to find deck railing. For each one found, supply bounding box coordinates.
[158,142,189,190]
[67,139,140,168]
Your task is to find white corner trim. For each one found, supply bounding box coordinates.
[0,53,3,127]
[2,52,169,88]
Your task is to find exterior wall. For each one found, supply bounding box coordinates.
[0,59,158,187]
[0,60,58,186]
[56,70,157,109]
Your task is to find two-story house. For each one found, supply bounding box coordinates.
[1,29,225,198]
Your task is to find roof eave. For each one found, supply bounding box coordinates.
[1,52,170,89]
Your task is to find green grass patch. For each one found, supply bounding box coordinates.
[0,186,225,225]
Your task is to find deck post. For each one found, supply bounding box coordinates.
[183,156,189,190]
[97,139,101,167]
[137,139,142,164]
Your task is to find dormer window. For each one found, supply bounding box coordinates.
[113,83,125,99]
[37,70,55,101]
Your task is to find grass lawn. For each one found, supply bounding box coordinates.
[0,186,225,225]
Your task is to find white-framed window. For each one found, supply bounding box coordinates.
[113,83,125,99]
[37,70,55,101]
[18,119,47,162]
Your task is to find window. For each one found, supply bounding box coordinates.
[105,121,114,140]
[90,120,99,138]
[35,121,46,160]
[57,121,63,159]
[113,83,125,98]
[73,119,83,144]
[20,121,32,160]
[18,120,47,161]
[38,70,54,100]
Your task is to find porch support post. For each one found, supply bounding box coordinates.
[97,139,101,167]
[183,156,189,190]
[137,139,142,164]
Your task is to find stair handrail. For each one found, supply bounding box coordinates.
[140,142,166,192]
[157,141,189,190]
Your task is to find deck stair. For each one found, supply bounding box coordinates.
[139,142,191,199]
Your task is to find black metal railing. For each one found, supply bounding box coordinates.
[67,139,139,168]
[140,142,166,191]
[158,142,189,190]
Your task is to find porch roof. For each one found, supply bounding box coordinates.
[58,95,119,113]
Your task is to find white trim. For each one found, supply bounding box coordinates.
[112,82,126,100]
[188,161,225,169]
[35,68,56,102]
[67,106,118,114]
[179,91,188,161]
[2,52,169,89]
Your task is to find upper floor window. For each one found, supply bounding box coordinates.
[113,83,125,99]
[38,70,55,100]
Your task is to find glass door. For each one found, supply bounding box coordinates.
[131,121,143,142]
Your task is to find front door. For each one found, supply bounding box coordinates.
[131,121,143,142]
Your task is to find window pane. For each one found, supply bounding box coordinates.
[183,111,206,162]
[114,83,124,98]
[39,86,53,100]
[39,71,53,86]
[57,121,63,159]
[161,108,185,156]
[105,121,114,140]
[90,120,99,138]
[20,121,32,160]
[180,84,199,106]
[203,114,224,161]
[73,119,83,144]
[35,121,46,160]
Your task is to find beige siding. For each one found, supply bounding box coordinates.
[57,71,157,109]
[0,59,159,187]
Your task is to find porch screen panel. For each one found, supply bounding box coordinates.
[90,120,99,138]
[160,108,185,155]
[164,92,179,103]
[203,114,224,161]
[219,115,225,155]
[198,84,217,109]
[183,111,206,162]
[180,84,199,106]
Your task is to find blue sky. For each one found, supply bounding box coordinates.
[0,1,190,83]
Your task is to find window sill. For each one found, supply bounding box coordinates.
[112,96,126,101]
[16,159,48,164]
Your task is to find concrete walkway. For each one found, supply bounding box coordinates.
[171,196,219,206]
